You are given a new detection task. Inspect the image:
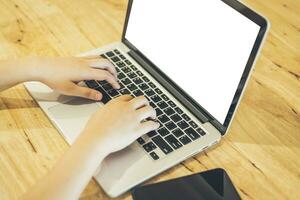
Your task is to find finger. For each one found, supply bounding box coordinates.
[115,95,133,101]
[138,121,160,135]
[136,105,156,120]
[59,82,102,100]
[86,69,120,89]
[87,58,118,78]
[129,96,149,109]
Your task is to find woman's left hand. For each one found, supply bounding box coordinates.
[31,56,120,100]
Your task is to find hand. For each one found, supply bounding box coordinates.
[32,56,120,100]
[81,95,160,155]
[21,95,159,200]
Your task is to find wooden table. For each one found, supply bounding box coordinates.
[0,0,299,199]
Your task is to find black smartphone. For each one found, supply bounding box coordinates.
[132,168,241,200]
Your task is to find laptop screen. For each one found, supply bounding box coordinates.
[125,0,261,125]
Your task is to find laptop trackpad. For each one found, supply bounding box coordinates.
[48,98,101,144]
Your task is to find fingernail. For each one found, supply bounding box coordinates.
[156,122,160,128]
[95,93,102,100]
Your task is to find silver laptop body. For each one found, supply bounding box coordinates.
[25,0,269,197]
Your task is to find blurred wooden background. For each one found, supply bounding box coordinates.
[0,0,299,199]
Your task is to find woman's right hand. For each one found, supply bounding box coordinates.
[81,95,159,156]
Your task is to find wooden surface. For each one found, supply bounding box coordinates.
[0,0,299,199]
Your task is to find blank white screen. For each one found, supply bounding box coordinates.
[126,0,260,123]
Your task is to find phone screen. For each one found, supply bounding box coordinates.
[132,169,241,200]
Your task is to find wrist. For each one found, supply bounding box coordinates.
[9,57,45,83]
[0,57,51,91]
[78,129,111,159]
[24,57,46,82]
[0,58,40,85]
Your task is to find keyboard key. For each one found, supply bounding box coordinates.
[182,114,191,121]
[184,128,200,140]
[132,78,143,85]
[144,95,150,102]
[164,107,175,116]
[111,56,120,62]
[170,114,182,122]
[168,100,176,107]
[149,142,156,149]
[179,135,192,145]
[119,82,125,89]
[136,70,143,76]
[189,121,198,129]
[106,51,114,57]
[121,78,132,85]
[119,55,126,60]
[107,89,119,97]
[165,121,176,130]
[127,72,137,79]
[137,137,145,145]
[143,142,156,152]
[152,136,173,154]
[97,80,107,85]
[174,107,183,114]
[149,82,156,88]
[95,87,111,103]
[177,121,189,129]
[127,84,138,91]
[114,49,121,54]
[151,95,162,103]
[157,127,169,136]
[85,80,99,88]
[139,83,149,91]
[147,130,158,137]
[158,114,170,123]
[196,128,206,136]
[133,90,143,97]
[150,102,157,108]
[157,102,168,109]
[155,88,162,94]
[155,108,163,116]
[142,76,150,82]
[145,89,155,96]
[125,60,132,65]
[165,135,182,149]
[149,152,159,160]
[122,67,131,73]
[116,62,126,68]
[130,65,137,71]
[173,129,184,137]
[161,94,169,101]
[117,72,126,79]
[120,88,130,95]
[102,83,113,91]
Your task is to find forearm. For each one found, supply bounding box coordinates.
[0,58,40,91]
[22,131,109,200]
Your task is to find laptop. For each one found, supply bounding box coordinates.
[25,0,269,197]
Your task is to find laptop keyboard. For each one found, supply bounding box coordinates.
[84,49,206,161]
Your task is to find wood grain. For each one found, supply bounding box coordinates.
[0,0,299,199]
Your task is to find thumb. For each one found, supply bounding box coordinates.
[59,82,102,100]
